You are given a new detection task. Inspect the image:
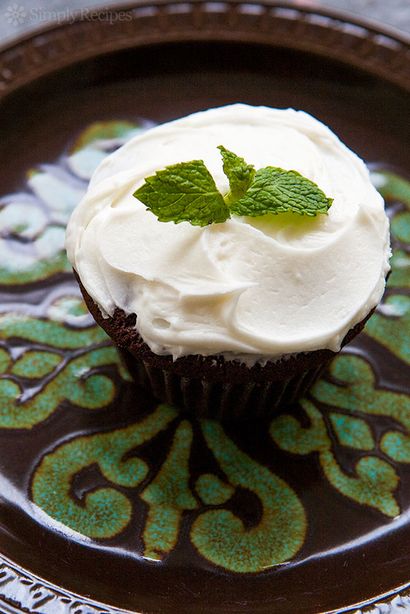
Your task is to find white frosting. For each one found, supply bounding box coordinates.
[66,104,391,363]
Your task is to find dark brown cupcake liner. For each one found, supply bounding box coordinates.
[120,349,329,420]
[76,273,372,421]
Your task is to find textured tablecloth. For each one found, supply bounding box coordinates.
[0,0,408,46]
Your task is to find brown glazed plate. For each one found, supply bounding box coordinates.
[0,2,409,613]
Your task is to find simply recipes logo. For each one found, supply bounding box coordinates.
[3,4,133,27]
[4,3,26,26]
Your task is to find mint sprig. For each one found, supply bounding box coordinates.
[133,146,333,226]
[217,145,255,204]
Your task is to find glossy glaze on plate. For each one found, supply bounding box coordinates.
[0,3,409,613]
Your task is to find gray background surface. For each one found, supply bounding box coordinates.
[0,0,409,46]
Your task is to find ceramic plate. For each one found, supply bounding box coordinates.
[0,2,409,613]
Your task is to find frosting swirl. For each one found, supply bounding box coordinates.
[66,104,390,363]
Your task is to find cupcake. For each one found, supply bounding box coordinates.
[65,104,390,420]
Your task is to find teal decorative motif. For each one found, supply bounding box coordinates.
[0,120,409,575]
[195,473,234,506]
[364,169,410,362]
[141,420,198,561]
[372,169,410,209]
[31,407,307,570]
[392,212,410,244]
[365,294,410,364]
[329,412,374,450]
[0,296,131,429]
[32,405,178,539]
[0,343,124,429]
[0,310,106,350]
[270,396,400,517]
[313,354,410,464]
[389,249,410,288]
[0,120,144,286]
[11,350,61,379]
[191,420,306,572]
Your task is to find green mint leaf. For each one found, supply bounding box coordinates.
[230,167,333,217]
[133,147,333,226]
[217,145,255,203]
[134,160,230,227]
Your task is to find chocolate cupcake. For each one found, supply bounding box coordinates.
[66,104,391,420]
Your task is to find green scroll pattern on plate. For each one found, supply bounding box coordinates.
[0,121,409,573]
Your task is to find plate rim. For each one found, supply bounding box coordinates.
[1,549,410,614]
[1,0,409,52]
[0,0,409,99]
